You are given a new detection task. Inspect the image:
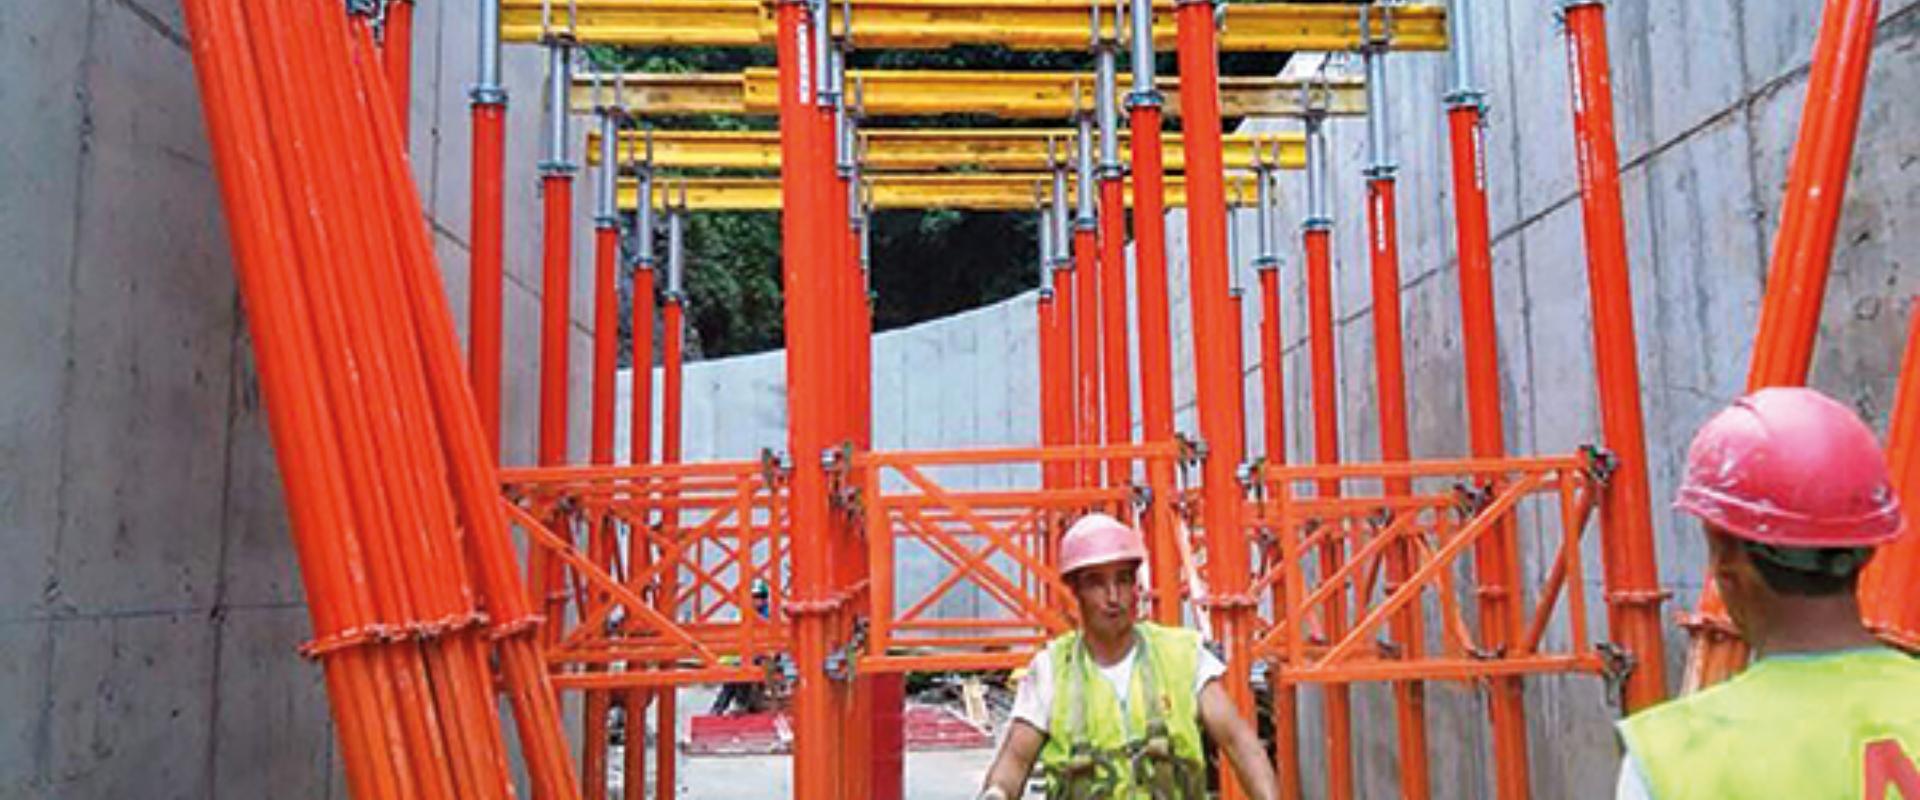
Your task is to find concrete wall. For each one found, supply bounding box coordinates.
[0,2,581,796]
[661,1,1920,796]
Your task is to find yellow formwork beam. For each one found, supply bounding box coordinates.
[620,172,1264,212]
[507,1,1447,52]
[574,69,1366,119]
[588,128,1304,171]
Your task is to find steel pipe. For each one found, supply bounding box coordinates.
[1561,0,1668,713]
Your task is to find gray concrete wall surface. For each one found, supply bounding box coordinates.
[657,1,1920,797]
[0,1,589,796]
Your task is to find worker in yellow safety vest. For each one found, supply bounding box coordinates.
[976,513,1277,800]
[1617,387,1920,799]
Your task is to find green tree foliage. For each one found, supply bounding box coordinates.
[594,43,1284,360]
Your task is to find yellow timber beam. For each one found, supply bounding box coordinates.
[506,1,1448,52]
[574,69,1366,118]
[588,128,1305,171]
[620,173,1265,212]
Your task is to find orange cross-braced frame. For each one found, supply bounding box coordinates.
[1241,453,1612,686]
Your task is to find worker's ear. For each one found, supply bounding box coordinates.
[1705,528,1752,596]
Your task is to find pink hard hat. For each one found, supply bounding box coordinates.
[1057,513,1148,577]
[1675,387,1905,548]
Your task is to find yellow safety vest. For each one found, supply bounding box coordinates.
[1619,647,1920,800]
[1036,622,1209,799]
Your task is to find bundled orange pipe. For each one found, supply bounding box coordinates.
[1685,0,1885,692]
[181,0,579,796]
[1862,311,1920,649]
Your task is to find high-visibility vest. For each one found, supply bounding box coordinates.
[1035,622,1209,799]
[1619,647,1920,799]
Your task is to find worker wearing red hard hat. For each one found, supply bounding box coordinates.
[975,513,1277,799]
[1616,387,1920,799]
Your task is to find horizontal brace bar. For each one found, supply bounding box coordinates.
[858,651,1034,674]
[578,69,1366,119]
[1264,653,1606,685]
[552,666,764,690]
[505,1,1448,52]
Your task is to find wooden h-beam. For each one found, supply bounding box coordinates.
[506,0,1448,52]
[618,172,1265,211]
[589,128,1305,172]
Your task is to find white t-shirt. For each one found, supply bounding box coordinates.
[1010,636,1228,733]
[1614,753,1653,800]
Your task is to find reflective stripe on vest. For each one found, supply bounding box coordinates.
[1036,622,1209,799]
[1619,648,1920,800]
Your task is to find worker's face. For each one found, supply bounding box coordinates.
[1070,560,1141,640]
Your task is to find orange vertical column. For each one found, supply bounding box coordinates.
[775,2,840,796]
[1301,109,1355,799]
[1073,118,1104,488]
[582,107,625,800]
[657,203,690,800]
[468,0,507,454]
[1359,40,1431,800]
[1051,159,1082,483]
[1095,23,1134,498]
[1252,160,1303,800]
[824,37,874,799]
[1863,313,1920,649]
[381,0,414,136]
[1443,0,1531,794]
[1686,0,1885,691]
[624,153,657,800]
[1561,0,1668,713]
[1173,5,1256,798]
[1126,0,1182,626]
[535,39,576,639]
[1039,201,1064,484]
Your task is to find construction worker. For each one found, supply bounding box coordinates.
[977,513,1277,800]
[1617,387,1920,799]
[710,580,773,715]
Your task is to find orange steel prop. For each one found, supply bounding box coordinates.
[626,283,655,800]
[1301,109,1354,798]
[1863,311,1920,650]
[253,8,467,796]
[1562,0,1668,712]
[1686,0,1885,691]
[658,207,688,800]
[467,0,507,455]
[1252,175,1302,798]
[1072,113,1106,490]
[1360,40,1432,799]
[1038,205,1066,489]
[1096,28,1133,498]
[1443,0,1531,791]
[469,106,506,453]
[536,37,577,647]
[582,111,624,798]
[382,0,414,136]
[1174,2,1257,796]
[776,2,843,796]
[825,40,877,797]
[1126,0,1183,626]
[182,0,578,794]
[1053,256,1080,490]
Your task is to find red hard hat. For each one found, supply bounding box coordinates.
[1674,387,1905,548]
[1057,513,1148,577]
